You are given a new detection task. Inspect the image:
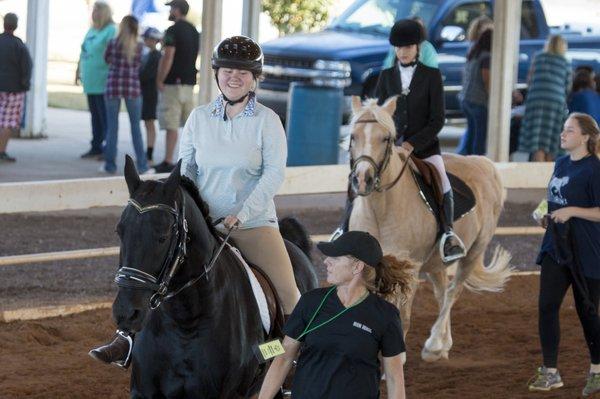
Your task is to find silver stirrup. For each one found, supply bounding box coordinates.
[113,330,134,369]
[329,227,344,242]
[439,231,466,263]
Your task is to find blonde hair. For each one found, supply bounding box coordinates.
[467,15,493,42]
[92,1,113,30]
[544,34,567,56]
[569,112,600,155]
[117,16,139,64]
[362,255,415,304]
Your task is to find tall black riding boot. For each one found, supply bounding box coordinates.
[88,330,133,369]
[440,191,466,263]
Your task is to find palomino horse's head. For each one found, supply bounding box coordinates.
[349,96,400,196]
[112,156,192,332]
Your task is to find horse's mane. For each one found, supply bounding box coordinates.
[180,175,218,237]
[350,98,397,137]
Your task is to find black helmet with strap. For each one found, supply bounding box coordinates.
[389,19,423,47]
[211,36,263,76]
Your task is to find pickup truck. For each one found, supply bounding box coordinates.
[258,0,600,120]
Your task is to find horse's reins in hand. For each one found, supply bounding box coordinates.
[159,220,236,304]
[115,193,238,309]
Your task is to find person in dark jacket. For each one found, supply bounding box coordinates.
[139,27,162,165]
[0,13,32,163]
[457,28,492,155]
[375,19,465,262]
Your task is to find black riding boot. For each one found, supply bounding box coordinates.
[440,191,466,263]
[88,330,133,369]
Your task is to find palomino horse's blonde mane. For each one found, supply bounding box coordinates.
[350,98,397,138]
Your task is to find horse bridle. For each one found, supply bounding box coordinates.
[114,190,232,309]
[350,117,412,196]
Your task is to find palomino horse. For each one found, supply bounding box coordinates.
[112,156,317,398]
[348,96,512,362]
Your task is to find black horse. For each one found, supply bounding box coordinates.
[113,156,318,398]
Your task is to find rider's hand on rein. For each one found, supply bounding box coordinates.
[223,215,240,230]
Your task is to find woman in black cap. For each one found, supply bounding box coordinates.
[376,19,465,263]
[259,231,413,399]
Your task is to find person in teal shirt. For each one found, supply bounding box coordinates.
[383,17,438,69]
[76,1,116,159]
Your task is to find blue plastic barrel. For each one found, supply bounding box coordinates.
[286,83,343,166]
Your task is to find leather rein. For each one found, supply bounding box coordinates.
[350,118,412,196]
[114,190,232,309]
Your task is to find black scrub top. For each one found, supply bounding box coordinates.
[283,287,405,399]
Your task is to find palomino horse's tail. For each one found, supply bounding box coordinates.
[463,246,513,293]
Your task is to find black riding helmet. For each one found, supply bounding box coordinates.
[212,36,263,120]
[389,19,423,47]
[211,35,263,77]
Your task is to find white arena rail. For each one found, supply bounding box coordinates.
[0,163,552,214]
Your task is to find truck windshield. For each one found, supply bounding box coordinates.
[329,0,440,36]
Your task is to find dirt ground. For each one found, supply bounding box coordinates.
[0,275,593,399]
[2,200,577,398]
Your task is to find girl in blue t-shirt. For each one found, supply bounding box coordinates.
[528,113,600,396]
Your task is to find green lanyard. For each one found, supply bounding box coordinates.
[296,285,369,341]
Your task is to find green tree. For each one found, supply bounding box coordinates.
[262,0,332,36]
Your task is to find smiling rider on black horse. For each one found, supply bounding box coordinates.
[89,35,302,368]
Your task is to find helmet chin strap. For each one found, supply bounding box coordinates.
[221,92,249,121]
[214,72,257,121]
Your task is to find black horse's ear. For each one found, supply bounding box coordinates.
[164,159,182,193]
[124,155,141,197]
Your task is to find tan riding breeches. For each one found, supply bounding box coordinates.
[226,226,300,314]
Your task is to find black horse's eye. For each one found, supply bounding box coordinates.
[383,136,391,143]
[158,235,169,244]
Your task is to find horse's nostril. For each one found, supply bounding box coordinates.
[365,174,373,186]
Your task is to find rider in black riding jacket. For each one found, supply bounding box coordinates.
[374,19,465,262]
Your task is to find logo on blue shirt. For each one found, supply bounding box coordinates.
[548,175,569,205]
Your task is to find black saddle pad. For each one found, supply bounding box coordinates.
[411,170,476,226]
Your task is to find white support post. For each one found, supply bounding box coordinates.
[241,0,260,40]
[486,0,521,161]
[23,0,49,138]
[198,0,222,106]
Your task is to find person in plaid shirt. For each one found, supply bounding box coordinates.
[100,15,148,174]
[0,13,32,163]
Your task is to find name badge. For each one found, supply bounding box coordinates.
[253,339,285,363]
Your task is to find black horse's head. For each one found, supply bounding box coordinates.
[112,155,194,332]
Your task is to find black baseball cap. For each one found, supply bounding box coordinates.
[317,231,383,268]
[165,0,189,15]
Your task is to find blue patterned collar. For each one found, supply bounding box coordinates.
[210,92,257,118]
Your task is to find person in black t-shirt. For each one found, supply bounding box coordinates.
[153,0,200,173]
[528,113,600,396]
[259,231,414,399]
[139,27,162,165]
